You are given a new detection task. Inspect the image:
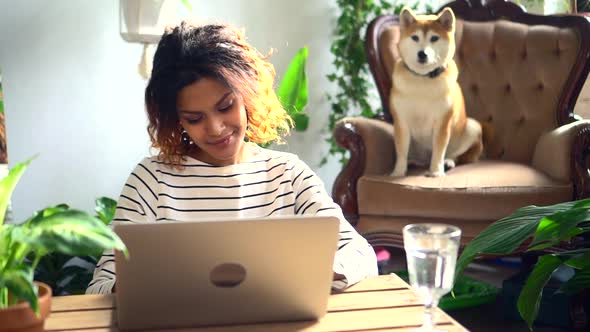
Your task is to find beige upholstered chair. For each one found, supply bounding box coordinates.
[332,0,590,247]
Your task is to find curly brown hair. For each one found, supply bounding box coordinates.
[0,112,6,164]
[145,22,292,164]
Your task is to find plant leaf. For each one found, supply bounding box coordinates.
[277,47,309,119]
[529,207,590,249]
[292,113,309,132]
[518,254,563,330]
[0,224,14,265]
[528,227,584,252]
[25,204,70,226]
[573,198,590,208]
[95,197,117,226]
[553,248,590,270]
[0,266,38,314]
[13,210,127,257]
[560,267,590,294]
[0,158,34,224]
[180,0,192,12]
[455,200,584,280]
[562,249,590,269]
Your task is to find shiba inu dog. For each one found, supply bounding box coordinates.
[390,7,483,177]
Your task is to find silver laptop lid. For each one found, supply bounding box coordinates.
[114,215,339,330]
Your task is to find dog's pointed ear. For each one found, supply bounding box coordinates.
[437,7,455,31]
[400,7,416,30]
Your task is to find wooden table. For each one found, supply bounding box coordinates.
[46,274,469,331]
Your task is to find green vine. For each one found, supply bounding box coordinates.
[578,0,590,11]
[323,0,433,166]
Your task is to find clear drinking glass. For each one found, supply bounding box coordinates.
[403,223,461,331]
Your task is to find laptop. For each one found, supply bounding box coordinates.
[114,215,340,331]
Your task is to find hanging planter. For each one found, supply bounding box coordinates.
[119,0,179,78]
[119,0,178,44]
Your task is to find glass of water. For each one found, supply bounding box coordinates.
[403,223,461,331]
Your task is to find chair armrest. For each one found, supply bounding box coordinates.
[572,122,590,199]
[331,117,394,223]
[532,120,590,184]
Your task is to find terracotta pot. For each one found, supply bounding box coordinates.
[0,282,52,332]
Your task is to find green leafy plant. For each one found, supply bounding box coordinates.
[578,0,590,12]
[180,0,192,12]
[515,0,573,14]
[455,199,590,330]
[278,46,309,132]
[0,159,127,314]
[33,197,118,295]
[324,1,430,166]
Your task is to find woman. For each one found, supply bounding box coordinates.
[86,22,377,294]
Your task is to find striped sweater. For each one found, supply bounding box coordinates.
[86,146,377,294]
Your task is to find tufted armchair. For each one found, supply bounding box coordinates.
[332,0,590,248]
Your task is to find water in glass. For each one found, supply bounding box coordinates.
[403,223,461,331]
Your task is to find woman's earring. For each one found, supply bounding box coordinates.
[181,129,194,145]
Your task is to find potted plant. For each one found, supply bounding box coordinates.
[455,199,590,330]
[33,197,118,296]
[0,158,127,332]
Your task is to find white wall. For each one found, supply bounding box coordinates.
[0,0,344,221]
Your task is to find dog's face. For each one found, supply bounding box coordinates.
[398,7,456,75]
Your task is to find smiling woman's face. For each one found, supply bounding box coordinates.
[176,77,248,166]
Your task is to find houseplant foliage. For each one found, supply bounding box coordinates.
[514,0,573,14]
[455,199,590,330]
[324,0,429,166]
[33,197,118,295]
[578,0,590,12]
[0,158,127,314]
[277,46,309,132]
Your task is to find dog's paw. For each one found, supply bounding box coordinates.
[444,159,456,170]
[391,162,407,177]
[426,170,445,177]
[390,169,407,177]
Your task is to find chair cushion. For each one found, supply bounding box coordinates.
[357,215,493,242]
[357,161,572,221]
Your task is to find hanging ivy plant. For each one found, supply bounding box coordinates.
[323,1,432,166]
[580,0,590,11]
